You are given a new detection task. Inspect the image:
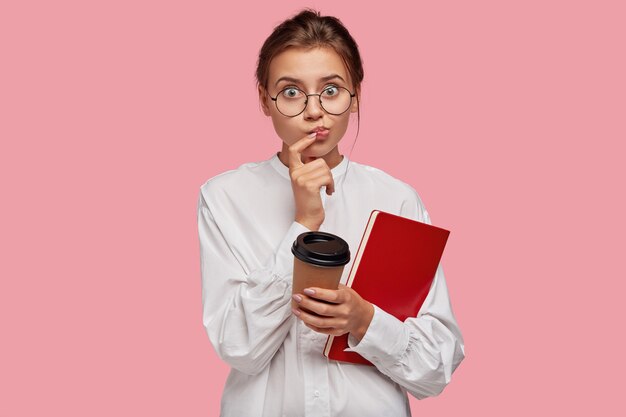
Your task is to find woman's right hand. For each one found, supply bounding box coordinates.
[288,133,335,231]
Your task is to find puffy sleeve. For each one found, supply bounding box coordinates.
[345,190,465,399]
[197,187,309,376]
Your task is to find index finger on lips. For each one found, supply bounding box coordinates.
[288,133,318,171]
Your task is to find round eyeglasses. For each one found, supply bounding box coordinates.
[269,86,356,117]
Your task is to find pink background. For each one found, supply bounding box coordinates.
[1,0,624,415]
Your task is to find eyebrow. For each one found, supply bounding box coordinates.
[274,74,346,87]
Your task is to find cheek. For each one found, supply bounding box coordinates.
[330,116,350,138]
[270,115,300,143]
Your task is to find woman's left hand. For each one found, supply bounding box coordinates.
[292,284,375,342]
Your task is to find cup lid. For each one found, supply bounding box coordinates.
[291,231,350,267]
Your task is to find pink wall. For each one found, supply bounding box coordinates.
[1,0,624,415]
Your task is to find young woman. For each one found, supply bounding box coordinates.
[197,9,465,417]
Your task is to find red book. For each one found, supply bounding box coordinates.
[323,209,450,365]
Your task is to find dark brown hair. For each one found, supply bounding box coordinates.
[256,8,364,131]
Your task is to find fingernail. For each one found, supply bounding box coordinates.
[303,288,315,296]
[308,132,317,138]
[292,294,302,303]
[292,308,301,316]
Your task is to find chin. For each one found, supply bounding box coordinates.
[305,148,328,158]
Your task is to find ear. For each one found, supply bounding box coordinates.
[350,85,361,113]
[258,85,271,116]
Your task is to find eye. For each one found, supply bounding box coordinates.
[281,87,302,99]
[322,86,340,97]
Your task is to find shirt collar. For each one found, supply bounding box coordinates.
[269,151,349,180]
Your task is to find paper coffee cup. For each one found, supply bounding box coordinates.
[291,231,350,313]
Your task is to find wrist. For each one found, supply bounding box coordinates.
[351,301,374,342]
[295,218,320,231]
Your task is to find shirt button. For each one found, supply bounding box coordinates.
[314,390,320,397]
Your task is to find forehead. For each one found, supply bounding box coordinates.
[268,46,351,87]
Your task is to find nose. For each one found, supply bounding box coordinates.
[303,95,324,120]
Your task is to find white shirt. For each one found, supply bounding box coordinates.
[197,152,465,417]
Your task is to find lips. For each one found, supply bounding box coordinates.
[309,126,329,134]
